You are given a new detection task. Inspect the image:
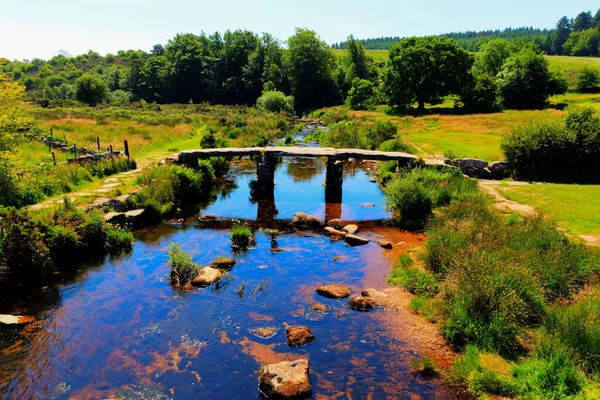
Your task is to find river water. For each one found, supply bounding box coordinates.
[0,135,452,399]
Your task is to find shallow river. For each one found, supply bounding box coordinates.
[0,148,452,399]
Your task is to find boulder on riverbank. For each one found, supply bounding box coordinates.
[104,208,150,227]
[377,240,393,249]
[343,224,358,234]
[316,284,352,299]
[259,359,311,399]
[344,234,369,246]
[191,267,224,287]
[292,212,321,228]
[285,326,315,347]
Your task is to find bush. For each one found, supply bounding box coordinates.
[106,227,133,253]
[167,244,198,287]
[575,66,600,93]
[502,107,600,182]
[459,73,501,113]
[256,91,294,114]
[230,221,252,249]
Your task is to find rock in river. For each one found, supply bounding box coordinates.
[316,284,352,299]
[343,224,358,234]
[192,267,224,287]
[326,218,344,229]
[309,303,330,314]
[377,240,393,249]
[286,326,315,347]
[259,359,311,399]
[323,226,346,238]
[348,295,376,311]
[250,327,278,339]
[210,256,236,270]
[292,212,321,228]
[344,234,369,246]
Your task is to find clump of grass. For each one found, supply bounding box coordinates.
[167,244,199,287]
[106,227,133,254]
[230,221,252,250]
[388,255,439,298]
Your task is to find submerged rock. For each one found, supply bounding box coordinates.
[250,327,278,339]
[348,295,376,311]
[259,359,311,399]
[210,256,236,270]
[344,234,369,246]
[309,303,330,314]
[362,288,389,307]
[342,224,358,234]
[292,212,321,228]
[316,284,352,299]
[323,226,346,238]
[377,240,393,249]
[285,326,315,347]
[360,203,376,208]
[192,267,224,287]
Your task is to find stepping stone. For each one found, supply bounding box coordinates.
[348,295,376,311]
[259,359,311,399]
[316,284,352,299]
[285,326,315,347]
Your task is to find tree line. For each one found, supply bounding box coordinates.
[2,26,599,115]
[334,8,600,56]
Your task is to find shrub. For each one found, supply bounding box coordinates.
[459,73,500,113]
[575,66,600,93]
[106,227,133,253]
[230,221,252,249]
[256,91,294,114]
[502,107,600,182]
[167,244,198,287]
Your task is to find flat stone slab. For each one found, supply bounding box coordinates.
[179,147,417,162]
[259,359,311,399]
[316,284,352,299]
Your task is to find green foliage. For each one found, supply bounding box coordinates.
[497,49,567,109]
[459,73,501,113]
[502,107,600,182]
[230,221,252,249]
[473,39,514,76]
[382,36,474,111]
[285,28,339,112]
[384,167,477,229]
[75,73,108,106]
[388,255,439,298]
[346,78,375,110]
[167,243,199,287]
[256,90,294,114]
[563,29,600,57]
[575,66,600,93]
[106,227,133,253]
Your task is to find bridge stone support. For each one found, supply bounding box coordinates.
[250,154,276,200]
[325,157,343,205]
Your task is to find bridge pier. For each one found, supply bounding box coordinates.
[325,157,343,204]
[250,154,276,200]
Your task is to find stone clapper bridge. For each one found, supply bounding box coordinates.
[178,146,418,218]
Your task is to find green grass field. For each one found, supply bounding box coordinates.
[498,183,600,237]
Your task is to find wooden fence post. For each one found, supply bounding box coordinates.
[74,144,77,158]
[110,145,113,154]
[52,152,56,166]
[124,140,130,159]
[97,137,100,150]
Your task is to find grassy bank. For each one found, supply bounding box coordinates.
[385,167,600,398]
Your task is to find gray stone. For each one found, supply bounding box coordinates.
[259,359,311,399]
[343,224,358,234]
[344,234,369,246]
[104,212,126,225]
[451,158,489,170]
[292,212,321,228]
[323,226,347,238]
[327,218,344,229]
[192,267,224,287]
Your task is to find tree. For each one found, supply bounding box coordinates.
[562,29,600,57]
[346,78,375,110]
[575,67,600,93]
[285,28,339,113]
[497,49,567,109]
[460,73,500,113]
[572,11,593,31]
[551,16,572,55]
[346,35,375,81]
[74,73,108,106]
[594,9,600,28]
[382,36,474,111]
[474,39,514,76]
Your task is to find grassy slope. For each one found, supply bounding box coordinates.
[498,183,600,237]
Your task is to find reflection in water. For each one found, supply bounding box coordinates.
[0,157,452,399]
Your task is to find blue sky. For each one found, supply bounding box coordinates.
[1,0,598,60]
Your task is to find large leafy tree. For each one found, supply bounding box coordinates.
[217,30,260,104]
[382,36,474,111]
[497,49,567,109]
[572,11,593,31]
[474,39,514,76]
[74,73,108,106]
[285,28,339,113]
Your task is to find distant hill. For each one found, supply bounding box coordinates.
[332,27,552,52]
